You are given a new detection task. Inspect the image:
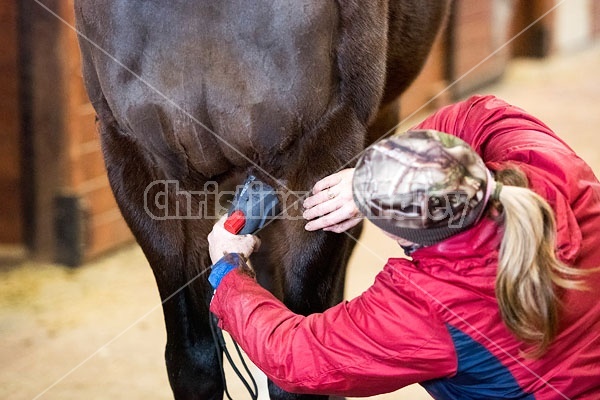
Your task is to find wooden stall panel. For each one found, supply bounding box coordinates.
[59,4,133,263]
[449,0,513,99]
[19,1,132,264]
[510,0,555,58]
[0,0,23,245]
[593,0,600,38]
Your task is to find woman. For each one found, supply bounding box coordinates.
[207,95,600,399]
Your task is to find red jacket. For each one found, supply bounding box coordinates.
[210,95,600,399]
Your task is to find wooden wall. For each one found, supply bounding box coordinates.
[447,0,512,99]
[510,0,555,58]
[0,1,23,245]
[58,5,133,261]
[593,0,600,38]
[20,0,132,265]
[400,0,514,116]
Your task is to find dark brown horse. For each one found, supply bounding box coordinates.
[74,1,448,399]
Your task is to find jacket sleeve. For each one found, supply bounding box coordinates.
[210,262,456,397]
[414,95,600,266]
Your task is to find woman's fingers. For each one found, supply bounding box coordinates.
[305,203,361,232]
[304,169,354,211]
[311,172,344,195]
[302,194,342,221]
[302,169,360,232]
[303,177,343,210]
[323,216,362,233]
[303,189,333,211]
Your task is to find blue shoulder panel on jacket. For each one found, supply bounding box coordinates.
[421,324,534,400]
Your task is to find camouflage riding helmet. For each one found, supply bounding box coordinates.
[352,129,494,247]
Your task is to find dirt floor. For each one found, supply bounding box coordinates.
[2,44,600,400]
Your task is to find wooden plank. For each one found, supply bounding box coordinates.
[69,147,108,190]
[85,214,133,260]
[56,2,132,261]
[0,139,21,179]
[509,0,555,58]
[0,0,23,245]
[21,0,70,258]
[457,0,490,20]
[593,0,600,37]
[449,0,511,98]
[81,183,121,218]
[0,178,23,243]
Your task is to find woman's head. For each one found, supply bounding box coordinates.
[353,130,589,355]
[352,130,497,246]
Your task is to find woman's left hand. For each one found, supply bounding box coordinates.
[302,168,363,233]
[208,215,261,264]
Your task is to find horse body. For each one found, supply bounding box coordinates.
[74,1,448,399]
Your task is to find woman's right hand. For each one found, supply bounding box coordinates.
[302,169,363,233]
[208,215,261,264]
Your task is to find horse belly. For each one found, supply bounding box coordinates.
[95,0,340,179]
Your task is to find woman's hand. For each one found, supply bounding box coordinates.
[303,168,363,233]
[208,215,261,264]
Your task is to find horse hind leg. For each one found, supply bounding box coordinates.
[99,121,226,399]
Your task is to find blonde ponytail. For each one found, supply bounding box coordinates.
[492,169,587,355]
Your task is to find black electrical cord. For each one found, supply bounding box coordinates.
[209,307,258,400]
